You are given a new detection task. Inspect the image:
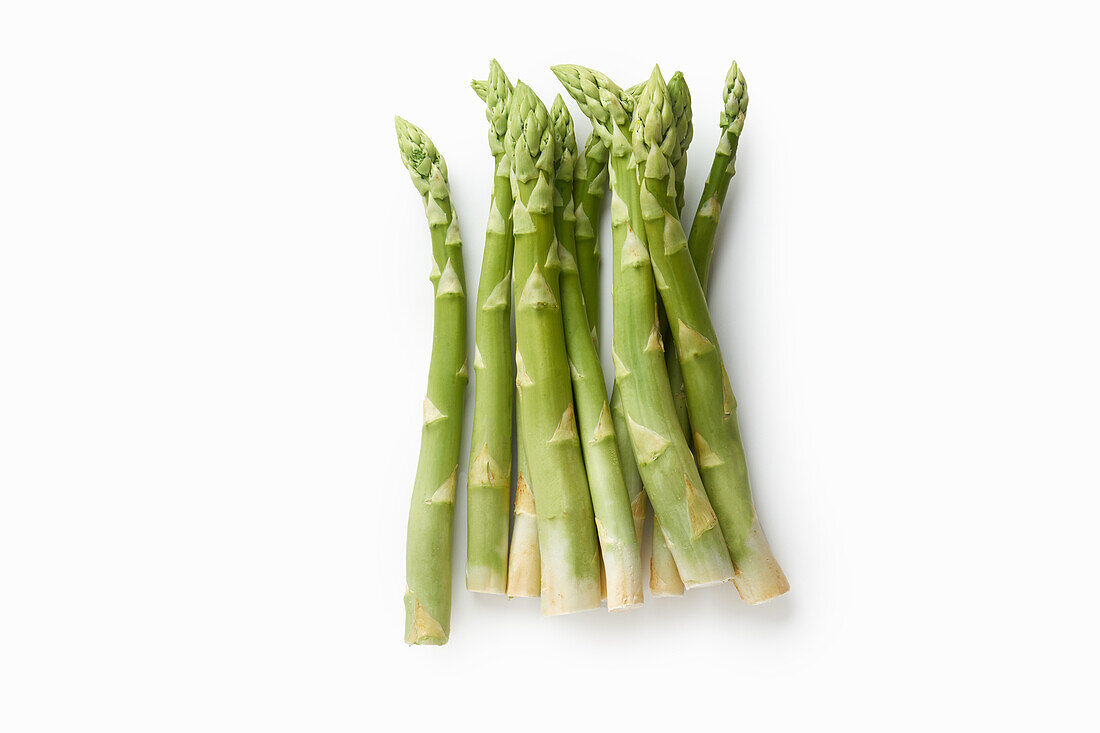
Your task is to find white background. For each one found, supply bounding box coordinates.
[2,1,1098,730]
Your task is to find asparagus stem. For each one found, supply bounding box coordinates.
[509,82,601,615]
[572,129,609,343]
[396,118,468,644]
[652,71,694,596]
[475,72,543,598]
[554,64,734,587]
[610,388,647,541]
[687,61,748,289]
[649,521,685,596]
[506,404,541,597]
[466,62,514,595]
[551,96,643,610]
[634,66,788,604]
[571,88,647,550]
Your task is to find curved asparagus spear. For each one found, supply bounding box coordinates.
[553,64,734,587]
[634,66,788,603]
[551,96,643,610]
[651,70,693,597]
[396,118,468,644]
[687,61,749,288]
[509,82,601,615]
[466,61,515,595]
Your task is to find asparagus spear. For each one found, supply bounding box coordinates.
[509,82,602,615]
[572,129,609,342]
[550,96,643,610]
[651,70,693,597]
[553,64,734,588]
[634,66,788,604]
[465,62,515,595]
[688,61,749,289]
[473,72,545,598]
[596,125,648,551]
[570,126,627,573]
[668,72,694,217]
[396,118,468,644]
[571,82,647,548]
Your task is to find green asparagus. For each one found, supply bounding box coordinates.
[572,129,609,341]
[466,61,515,595]
[509,81,602,614]
[574,83,646,548]
[651,70,693,597]
[396,117,468,644]
[550,96,643,610]
[688,61,748,288]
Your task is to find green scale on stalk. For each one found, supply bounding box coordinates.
[396,117,468,644]
[508,82,602,615]
[633,66,788,603]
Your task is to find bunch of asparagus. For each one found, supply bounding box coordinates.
[397,61,788,645]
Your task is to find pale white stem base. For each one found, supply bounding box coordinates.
[649,515,685,597]
[506,512,540,598]
[731,518,790,604]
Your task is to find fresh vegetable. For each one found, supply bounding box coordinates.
[550,96,643,610]
[465,61,515,595]
[399,60,790,642]
[396,118,468,644]
[506,408,541,597]
[688,62,748,289]
[572,129,609,342]
[633,66,788,604]
[509,82,602,615]
[651,69,694,597]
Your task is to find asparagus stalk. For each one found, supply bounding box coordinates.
[572,130,609,342]
[553,64,734,587]
[687,61,748,289]
[506,405,541,597]
[474,72,544,598]
[550,96,643,610]
[465,62,515,595]
[572,124,646,554]
[667,72,694,217]
[651,70,693,597]
[634,66,788,604]
[610,389,647,541]
[576,82,646,546]
[396,118,468,644]
[509,82,601,615]
[571,118,644,555]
